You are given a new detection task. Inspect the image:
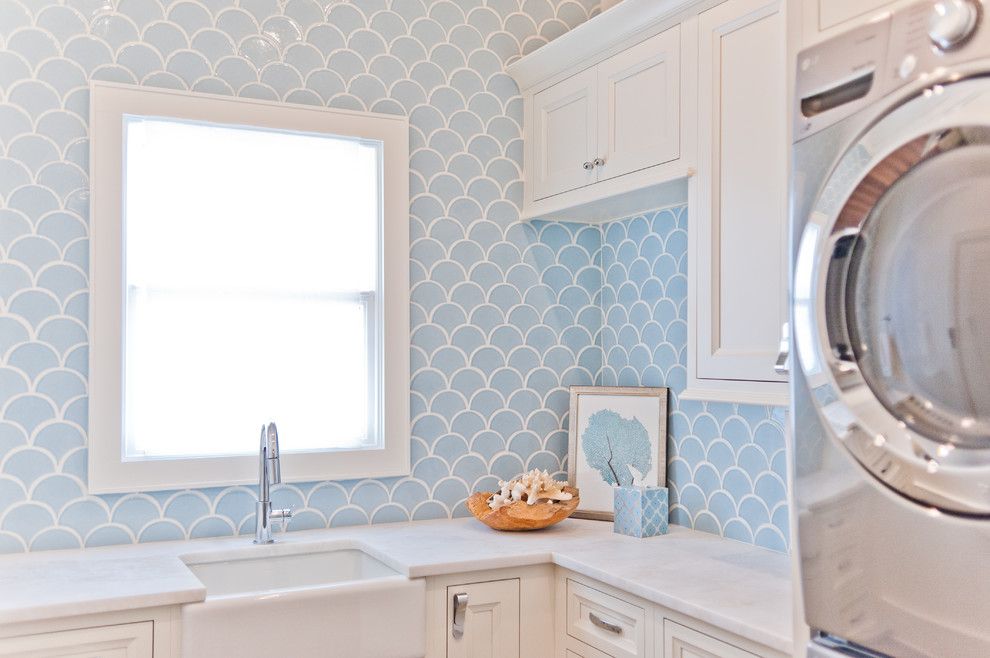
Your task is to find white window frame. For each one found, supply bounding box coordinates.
[88,81,410,493]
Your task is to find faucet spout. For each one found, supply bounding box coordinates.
[254,422,292,544]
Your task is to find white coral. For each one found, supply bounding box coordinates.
[488,469,572,510]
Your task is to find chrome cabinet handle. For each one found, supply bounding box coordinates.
[589,611,622,634]
[593,157,605,167]
[774,321,790,375]
[583,161,595,170]
[451,592,468,639]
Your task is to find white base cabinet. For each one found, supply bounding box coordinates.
[426,565,785,658]
[425,565,555,658]
[0,607,177,658]
[555,570,786,658]
[0,622,153,658]
[446,578,521,658]
[2,567,783,658]
[664,620,758,658]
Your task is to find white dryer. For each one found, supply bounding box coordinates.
[790,1,990,656]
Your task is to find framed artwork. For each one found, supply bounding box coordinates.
[567,386,669,520]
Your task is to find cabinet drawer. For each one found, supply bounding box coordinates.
[0,621,154,658]
[663,619,757,658]
[566,637,614,658]
[566,579,645,658]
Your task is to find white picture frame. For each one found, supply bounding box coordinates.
[567,386,669,520]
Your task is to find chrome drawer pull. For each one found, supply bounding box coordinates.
[589,612,622,634]
[451,592,468,639]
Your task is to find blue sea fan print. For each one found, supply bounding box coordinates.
[581,410,652,486]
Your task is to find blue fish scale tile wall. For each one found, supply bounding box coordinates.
[599,208,789,552]
[0,0,788,554]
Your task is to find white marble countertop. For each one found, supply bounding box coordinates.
[0,518,793,654]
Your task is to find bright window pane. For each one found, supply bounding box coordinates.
[122,116,382,459]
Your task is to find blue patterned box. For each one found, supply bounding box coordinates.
[613,486,669,538]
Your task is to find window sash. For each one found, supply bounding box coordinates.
[121,286,379,459]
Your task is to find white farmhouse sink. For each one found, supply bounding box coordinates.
[179,541,425,658]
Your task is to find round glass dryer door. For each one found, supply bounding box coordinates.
[796,78,990,515]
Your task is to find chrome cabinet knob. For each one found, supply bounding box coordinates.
[928,0,980,51]
[582,161,595,170]
[593,157,605,167]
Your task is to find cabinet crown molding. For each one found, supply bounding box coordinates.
[507,0,712,92]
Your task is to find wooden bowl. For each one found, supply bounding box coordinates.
[467,486,580,531]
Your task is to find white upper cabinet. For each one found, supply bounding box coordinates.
[531,27,681,207]
[686,0,788,405]
[510,1,693,224]
[532,68,598,201]
[596,29,680,183]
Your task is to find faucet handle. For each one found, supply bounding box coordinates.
[271,507,292,534]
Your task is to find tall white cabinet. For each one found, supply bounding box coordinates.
[685,0,788,405]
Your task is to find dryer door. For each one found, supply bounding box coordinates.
[795,76,990,515]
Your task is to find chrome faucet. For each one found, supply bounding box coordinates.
[254,422,292,544]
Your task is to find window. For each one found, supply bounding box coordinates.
[89,82,409,492]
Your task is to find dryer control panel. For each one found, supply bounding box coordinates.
[795,0,990,140]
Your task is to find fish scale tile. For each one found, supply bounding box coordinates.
[0,0,791,555]
[0,0,605,554]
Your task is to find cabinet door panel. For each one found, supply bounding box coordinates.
[695,0,787,384]
[447,579,520,658]
[532,68,598,201]
[597,26,680,182]
[664,620,757,658]
[0,622,154,658]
